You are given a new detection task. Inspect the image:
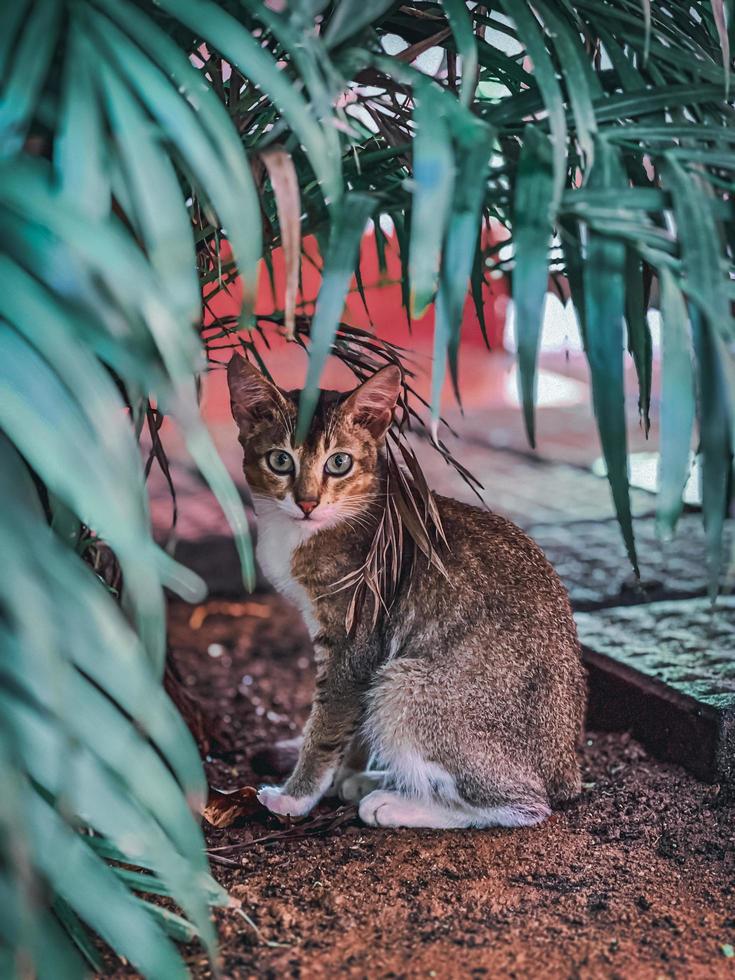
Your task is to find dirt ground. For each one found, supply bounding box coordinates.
[166,595,735,980]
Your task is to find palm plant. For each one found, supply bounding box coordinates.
[1,0,732,975]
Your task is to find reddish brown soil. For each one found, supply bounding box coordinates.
[168,596,735,980]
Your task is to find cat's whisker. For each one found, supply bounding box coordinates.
[335,505,368,520]
[343,519,371,535]
[338,514,373,533]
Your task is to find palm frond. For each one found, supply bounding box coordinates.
[2,1,734,975]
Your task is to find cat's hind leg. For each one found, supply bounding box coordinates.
[359,790,471,828]
[363,658,552,829]
[330,731,386,802]
[358,789,550,829]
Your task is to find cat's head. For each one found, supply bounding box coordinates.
[227,354,401,534]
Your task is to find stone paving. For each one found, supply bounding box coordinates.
[577,597,735,783]
[577,598,735,709]
[409,433,656,528]
[438,399,659,471]
[529,515,734,611]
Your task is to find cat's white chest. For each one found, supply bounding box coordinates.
[255,509,319,639]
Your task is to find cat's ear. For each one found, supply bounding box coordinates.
[341,365,402,439]
[227,354,286,430]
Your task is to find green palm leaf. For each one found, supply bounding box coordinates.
[657,268,696,537]
[582,140,639,574]
[87,0,262,318]
[0,438,226,976]
[297,193,376,439]
[433,124,491,415]
[499,0,566,208]
[409,86,455,319]
[154,0,343,209]
[3,2,734,975]
[55,25,111,220]
[0,0,61,158]
[512,126,554,447]
[442,0,478,106]
[26,793,189,980]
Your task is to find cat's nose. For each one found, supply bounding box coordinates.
[296,499,318,517]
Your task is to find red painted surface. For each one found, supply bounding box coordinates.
[202,228,510,419]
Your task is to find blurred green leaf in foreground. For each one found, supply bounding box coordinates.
[1,0,733,975]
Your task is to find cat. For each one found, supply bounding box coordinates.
[227,353,585,829]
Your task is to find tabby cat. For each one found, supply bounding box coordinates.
[228,354,585,829]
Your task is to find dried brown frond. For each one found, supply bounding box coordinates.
[207,316,482,634]
[143,401,178,539]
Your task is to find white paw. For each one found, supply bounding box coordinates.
[358,790,406,827]
[257,785,316,818]
[338,771,386,803]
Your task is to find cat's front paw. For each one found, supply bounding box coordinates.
[257,785,316,818]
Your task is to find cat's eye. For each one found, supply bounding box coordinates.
[325,452,353,476]
[266,449,295,475]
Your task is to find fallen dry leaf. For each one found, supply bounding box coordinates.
[189,600,270,631]
[203,785,264,828]
[207,804,358,852]
[260,147,300,340]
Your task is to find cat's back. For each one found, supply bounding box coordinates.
[399,493,580,670]
[433,493,573,610]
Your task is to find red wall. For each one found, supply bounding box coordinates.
[202,227,510,415]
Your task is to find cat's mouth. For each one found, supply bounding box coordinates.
[294,512,326,527]
[292,506,342,531]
